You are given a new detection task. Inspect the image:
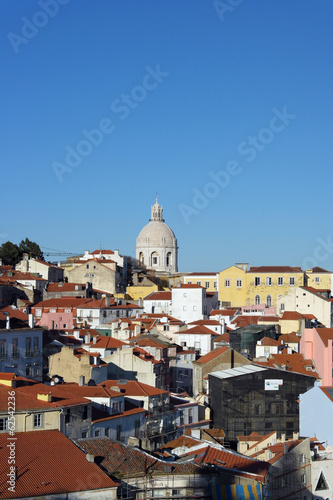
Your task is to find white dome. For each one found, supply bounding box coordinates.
[136,198,178,273]
[136,220,177,248]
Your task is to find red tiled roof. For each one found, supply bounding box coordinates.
[232,316,261,327]
[159,435,200,450]
[281,311,305,320]
[47,282,86,292]
[258,337,280,347]
[210,309,238,316]
[32,297,91,309]
[87,335,127,349]
[0,306,28,321]
[255,353,318,378]
[100,380,168,397]
[91,249,114,255]
[194,347,229,364]
[315,328,333,347]
[0,430,117,498]
[308,267,331,273]
[188,319,221,326]
[183,445,269,481]
[247,266,303,273]
[185,272,217,276]
[237,431,263,442]
[93,406,146,423]
[174,284,203,289]
[144,291,172,300]
[280,332,300,343]
[258,316,280,322]
[181,325,218,335]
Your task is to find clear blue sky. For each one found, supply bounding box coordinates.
[1,1,333,272]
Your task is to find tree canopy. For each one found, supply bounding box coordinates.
[0,238,44,266]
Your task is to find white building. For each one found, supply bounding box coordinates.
[143,291,172,314]
[171,284,218,324]
[277,286,333,328]
[136,198,178,273]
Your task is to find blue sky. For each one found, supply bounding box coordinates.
[1,1,333,272]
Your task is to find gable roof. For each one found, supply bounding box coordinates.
[194,346,229,365]
[247,266,303,274]
[0,430,117,498]
[180,325,218,335]
[100,379,168,397]
[315,328,333,347]
[144,291,172,301]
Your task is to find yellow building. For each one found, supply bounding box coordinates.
[305,267,332,290]
[246,266,304,308]
[183,272,218,293]
[218,264,247,307]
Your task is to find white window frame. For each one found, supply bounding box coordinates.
[255,295,261,305]
[266,277,272,286]
[255,277,261,286]
[224,279,230,287]
[236,279,242,288]
[278,276,284,286]
[34,413,43,428]
[289,277,295,286]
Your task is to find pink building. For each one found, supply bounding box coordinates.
[300,328,333,386]
[32,297,90,330]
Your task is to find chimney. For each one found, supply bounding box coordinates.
[93,336,97,344]
[73,330,80,340]
[28,314,35,329]
[84,333,90,344]
[105,296,110,307]
[293,432,299,440]
[281,433,286,443]
[79,376,85,386]
[86,454,94,462]
[6,317,10,330]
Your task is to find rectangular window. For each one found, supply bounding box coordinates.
[86,264,89,269]
[183,306,187,311]
[12,339,19,359]
[289,277,295,286]
[278,277,284,286]
[33,337,39,355]
[0,417,8,431]
[224,279,230,287]
[213,281,217,288]
[65,409,70,423]
[0,340,6,359]
[105,428,110,437]
[82,406,88,420]
[193,305,197,311]
[35,309,41,317]
[236,279,242,287]
[25,364,31,377]
[94,429,100,437]
[81,430,88,438]
[189,408,193,424]
[116,424,122,441]
[315,277,320,283]
[25,337,32,357]
[196,281,201,286]
[266,277,272,286]
[255,277,261,286]
[34,414,43,428]
[187,281,192,285]
[135,419,140,438]
[205,281,210,288]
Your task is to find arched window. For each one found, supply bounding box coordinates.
[151,252,159,266]
[255,295,261,305]
[266,295,272,307]
[166,252,172,266]
[139,252,144,264]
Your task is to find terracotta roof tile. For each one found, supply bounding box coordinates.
[247,266,303,273]
[100,380,168,396]
[0,430,117,498]
[194,347,229,365]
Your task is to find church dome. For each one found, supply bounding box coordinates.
[136,198,178,273]
[136,220,177,247]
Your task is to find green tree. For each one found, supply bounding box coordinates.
[18,238,44,260]
[0,241,20,266]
